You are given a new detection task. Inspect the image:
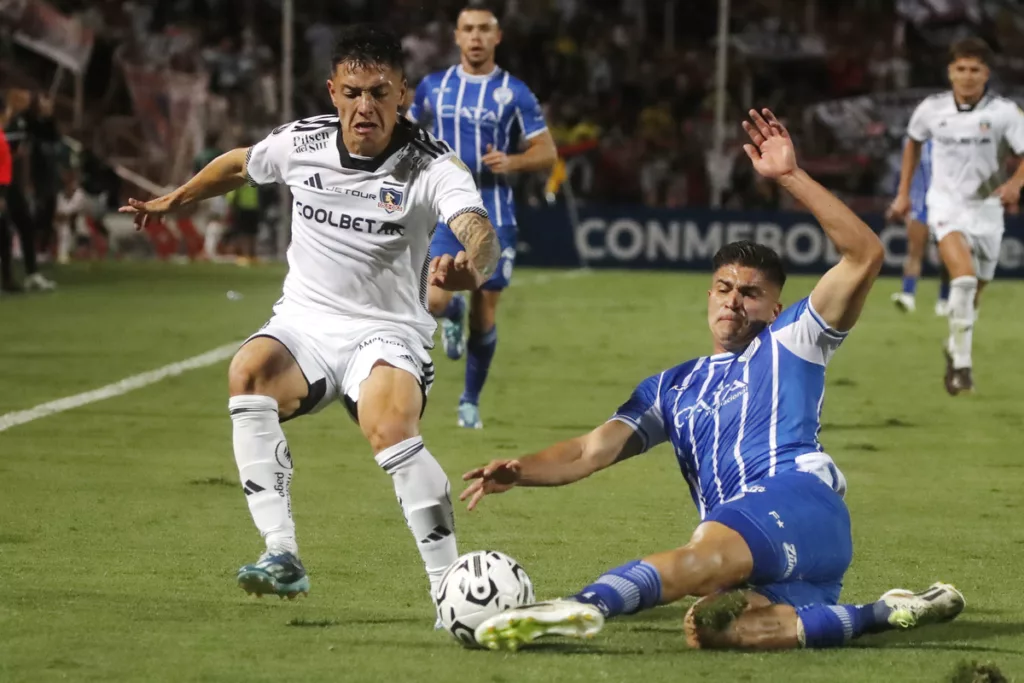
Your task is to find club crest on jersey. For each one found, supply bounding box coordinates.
[979,119,991,132]
[493,86,514,106]
[378,187,405,213]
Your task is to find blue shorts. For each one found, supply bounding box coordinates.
[706,471,852,608]
[431,221,516,291]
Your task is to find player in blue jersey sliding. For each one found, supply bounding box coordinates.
[890,139,951,316]
[461,109,965,652]
[407,4,557,429]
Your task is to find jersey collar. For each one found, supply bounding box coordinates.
[953,87,990,113]
[335,118,415,172]
[456,64,502,83]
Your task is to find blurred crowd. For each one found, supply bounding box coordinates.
[3,0,1024,278]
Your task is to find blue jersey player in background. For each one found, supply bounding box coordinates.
[461,109,965,652]
[407,4,557,429]
[889,139,951,316]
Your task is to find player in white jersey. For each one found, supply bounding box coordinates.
[889,37,1024,395]
[119,27,499,619]
[460,110,964,652]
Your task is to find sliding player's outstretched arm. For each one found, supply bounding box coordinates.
[460,420,643,510]
[118,147,251,229]
[743,109,884,331]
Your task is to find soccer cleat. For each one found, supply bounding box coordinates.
[24,273,56,292]
[457,402,483,429]
[880,582,965,629]
[441,294,466,360]
[891,292,916,313]
[934,299,950,317]
[474,599,604,651]
[237,550,310,599]
[943,348,974,396]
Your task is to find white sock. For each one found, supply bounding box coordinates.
[375,436,458,598]
[229,395,298,555]
[948,275,977,370]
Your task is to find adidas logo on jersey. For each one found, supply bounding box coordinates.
[303,173,324,189]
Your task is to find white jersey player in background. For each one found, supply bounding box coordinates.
[889,37,1024,395]
[120,26,499,619]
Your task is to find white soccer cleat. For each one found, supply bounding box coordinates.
[891,292,916,313]
[473,599,604,651]
[24,273,57,292]
[880,582,965,629]
[934,299,950,317]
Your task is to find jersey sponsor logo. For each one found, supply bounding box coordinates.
[328,185,377,201]
[293,129,331,153]
[492,86,514,106]
[378,186,405,213]
[782,542,798,579]
[294,200,400,236]
[935,135,992,145]
[437,104,500,124]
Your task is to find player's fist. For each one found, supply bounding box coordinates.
[741,108,797,180]
[119,193,178,231]
[430,251,482,291]
[460,459,521,510]
[481,144,515,174]
[886,194,911,223]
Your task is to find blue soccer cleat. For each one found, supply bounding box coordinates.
[457,401,483,429]
[237,550,310,599]
[441,294,466,360]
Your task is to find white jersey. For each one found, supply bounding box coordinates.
[244,114,487,347]
[907,91,1024,211]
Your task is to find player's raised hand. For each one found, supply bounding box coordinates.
[481,144,514,174]
[742,108,797,180]
[460,459,521,510]
[119,194,178,231]
[430,251,482,291]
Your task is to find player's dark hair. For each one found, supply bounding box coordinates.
[712,241,787,289]
[331,25,404,76]
[949,37,993,66]
[456,2,502,23]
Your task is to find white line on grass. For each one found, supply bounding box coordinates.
[0,343,240,433]
[0,269,589,434]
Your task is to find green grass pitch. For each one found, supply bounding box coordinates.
[1,262,1022,682]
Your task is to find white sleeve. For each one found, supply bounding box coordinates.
[906,99,933,142]
[771,297,848,367]
[244,123,294,185]
[426,154,488,224]
[1002,102,1024,155]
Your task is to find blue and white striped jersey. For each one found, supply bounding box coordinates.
[408,65,547,226]
[612,297,848,519]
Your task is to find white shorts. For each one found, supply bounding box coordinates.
[245,305,435,422]
[927,202,1003,281]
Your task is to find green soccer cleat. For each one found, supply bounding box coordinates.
[457,402,483,429]
[880,582,965,629]
[473,599,604,651]
[237,550,310,600]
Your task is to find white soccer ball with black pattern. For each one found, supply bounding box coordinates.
[435,550,535,647]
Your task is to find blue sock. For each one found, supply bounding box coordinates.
[902,275,918,295]
[938,279,950,302]
[442,295,465,322]
[571,560,663,618]
[461,325,497,406]
[797,601,893,648]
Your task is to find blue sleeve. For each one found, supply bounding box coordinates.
[408,77,431,125]
[514,82,547,140]
[770,297,847,367]
[609,372,668,456]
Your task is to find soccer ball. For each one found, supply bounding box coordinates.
[435,550,535,647]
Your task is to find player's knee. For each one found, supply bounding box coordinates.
[671,545,733,597]
[228,354,268,396]
[363,418,418,454]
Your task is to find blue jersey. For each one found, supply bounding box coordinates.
[408,66,547,226]
[612,297,848,519]
[910,139,932,222]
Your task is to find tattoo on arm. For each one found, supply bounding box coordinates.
[448,209,499,278]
